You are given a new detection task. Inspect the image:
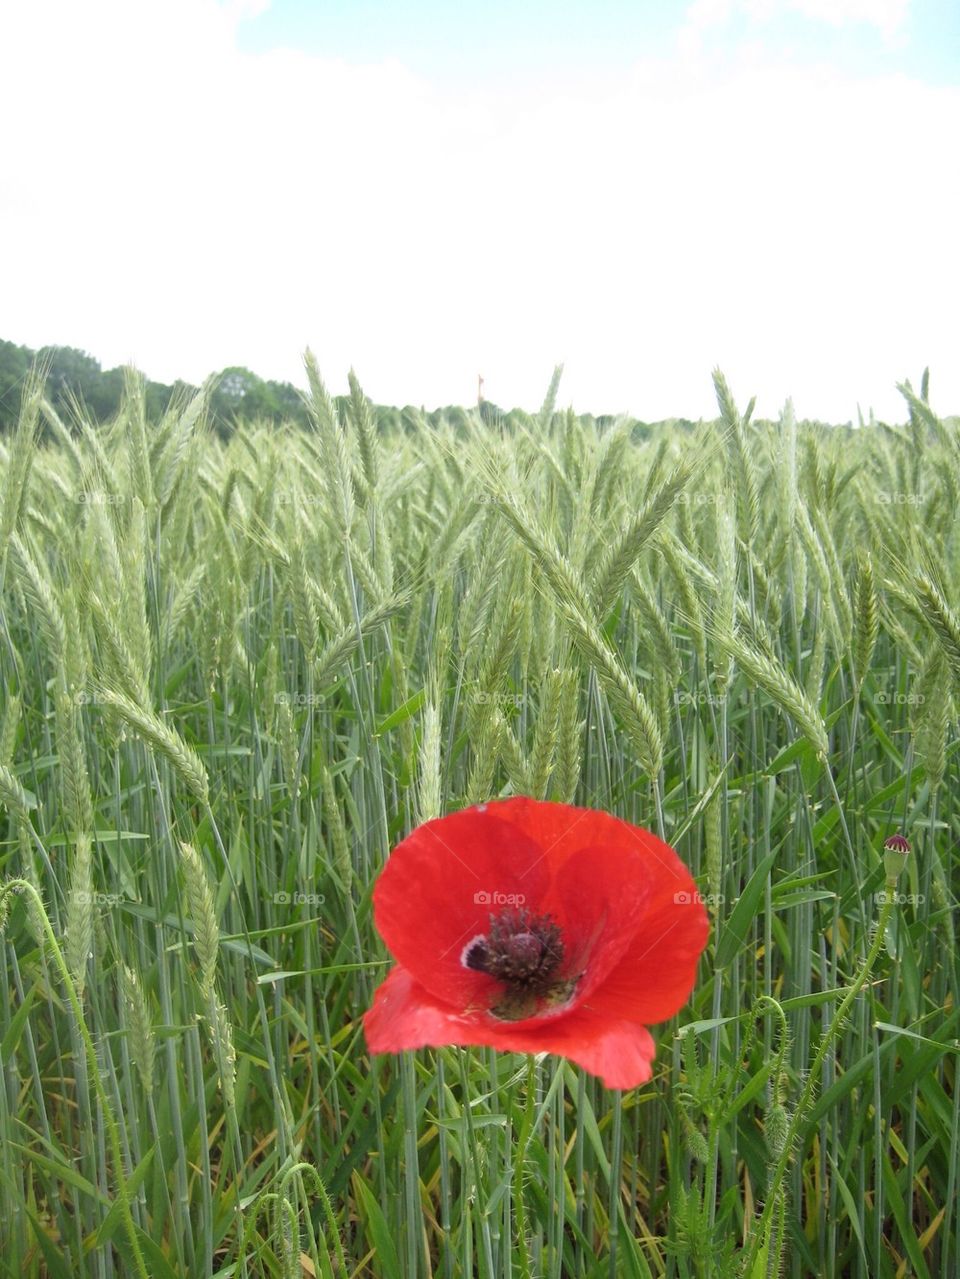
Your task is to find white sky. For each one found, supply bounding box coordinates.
[1,0,958,421]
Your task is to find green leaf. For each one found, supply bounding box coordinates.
[352,1172,402,1279]
[24,1207,76,1279]
[727,1059,773,1118]
[748,1227,771,1279]
[564,1062,610,1181]
[881,1157,931,1279]
[111,1223,181,1279]
[873,1021,960,1052]
[1,980,37,1058]
[765,736,815,776]
[93,1148,157,1247]
[677,1016,738,1037]
[829,1151,868,1268]
[376,686,426,734]
[10,1142,106,1200]
[771,888,837,909]
[714,849,778,969]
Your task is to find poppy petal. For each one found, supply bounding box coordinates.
[364,964,657,1089]
[363,965,475,1052]
[539,842,648,989]
[540,816,706,1004]
[473,796,659,879]
[579,887,710,1023]
[371,806,552,1007]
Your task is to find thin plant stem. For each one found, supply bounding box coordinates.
[740,889,898,1276]
[0,878,150,1279]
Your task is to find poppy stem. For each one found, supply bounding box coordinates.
[436,1054,455,1279]
[608,1088,625,1278]
[458,1049,495,1275]
[739,888,898,1276]
[401,1052,423,1276]
[514,1053,538,1279]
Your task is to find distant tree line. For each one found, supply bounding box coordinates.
[0,336,683,438]
[0,338,321,436]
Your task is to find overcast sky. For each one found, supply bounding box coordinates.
[1,0,958,421]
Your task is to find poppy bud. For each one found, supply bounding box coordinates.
[883,833,911,883]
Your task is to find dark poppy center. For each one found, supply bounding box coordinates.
[500,931,545,978]
[463,907,575,1020]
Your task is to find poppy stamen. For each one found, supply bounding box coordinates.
[462,907,570,1019]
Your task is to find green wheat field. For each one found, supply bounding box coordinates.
[0,357,957,1278]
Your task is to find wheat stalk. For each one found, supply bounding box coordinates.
[179,841,221,1002]
[93,685,209,804]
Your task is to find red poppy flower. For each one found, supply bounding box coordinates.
[363,797,709,1089]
